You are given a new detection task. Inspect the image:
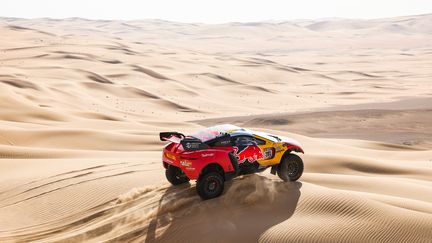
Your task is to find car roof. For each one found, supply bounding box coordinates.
[209,124,252,135]
[209,124,279,141]
[194,124,280,142]
[208,124,243,133]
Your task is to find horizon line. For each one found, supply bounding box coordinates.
[0,12,431,25]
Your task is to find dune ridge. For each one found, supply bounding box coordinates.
[0,14,431,242]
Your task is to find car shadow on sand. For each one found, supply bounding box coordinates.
[144,174,302,243]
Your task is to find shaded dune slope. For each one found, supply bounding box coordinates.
[0,15,432,243]
[0,173,431,242]
[1,134,432,242]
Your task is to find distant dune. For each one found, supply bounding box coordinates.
[0,14,431,242]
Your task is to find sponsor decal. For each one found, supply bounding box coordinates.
[275,145,283,153]
[264,148,274,159]
[185,142,200,149]
[233,145,264,164]
[201,153,214,157]
[219,140,231,145]
[180,160,192,167]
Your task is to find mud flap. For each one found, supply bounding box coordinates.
[270,165,278,175]
[226,153,239,181]
[225,171,236,181]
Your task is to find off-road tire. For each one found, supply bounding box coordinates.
[165,165,190,185]
[196,171,224,200]
[277,153,304,182]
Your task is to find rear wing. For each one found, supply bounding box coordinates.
[159,132,185,143]
[159,132,208,150]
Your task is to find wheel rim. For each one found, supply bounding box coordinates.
[287,160,299,176]
[205,177,219,194]
[208,181,216,191]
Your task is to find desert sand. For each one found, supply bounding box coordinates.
[0,14,431,242]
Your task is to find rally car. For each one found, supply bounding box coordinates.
[160,124,304,199]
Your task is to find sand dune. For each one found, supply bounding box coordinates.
[1,135,431,242]
[198,103,432,149]
[0,14,432,242]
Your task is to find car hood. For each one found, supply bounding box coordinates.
[277,135,302,147]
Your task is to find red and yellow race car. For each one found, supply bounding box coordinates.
[160,124,304,199]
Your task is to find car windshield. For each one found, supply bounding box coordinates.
[253,131,281,142]
[191,124,240,142]
[268,134,281,141]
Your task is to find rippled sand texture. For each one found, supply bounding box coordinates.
[0,14,431,242]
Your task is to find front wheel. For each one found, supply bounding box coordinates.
[165,165,190,185]
[196,171,224,200]
[277,154,304,182]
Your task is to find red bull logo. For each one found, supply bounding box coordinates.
[233,145,263,164]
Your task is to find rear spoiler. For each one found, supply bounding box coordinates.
[159,132,185,142]
[159,132,207,150]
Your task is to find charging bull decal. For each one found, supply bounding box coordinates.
[233,145,263,164]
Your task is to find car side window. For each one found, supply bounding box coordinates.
[212,136,233,146]
[233,136,257,146]
[253,137,266,145]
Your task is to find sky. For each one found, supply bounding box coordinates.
[1,0,431,23]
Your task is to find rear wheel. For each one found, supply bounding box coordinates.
[196,171,224,200]
[165,165,190,185]
[277,154,304,182]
